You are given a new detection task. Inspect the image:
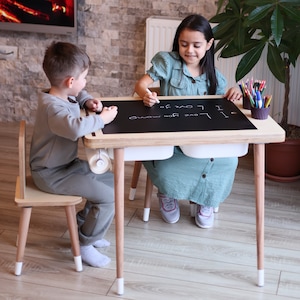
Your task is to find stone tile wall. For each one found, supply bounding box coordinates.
[0,0,217,122]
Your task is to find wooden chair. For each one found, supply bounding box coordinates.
[129,161,219,222]
[129,87,220,221]
[14,120,83,275]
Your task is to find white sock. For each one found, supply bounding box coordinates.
[80,245,111,268]
[93,239,110,248]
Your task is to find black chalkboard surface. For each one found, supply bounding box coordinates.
[101,98,256,134]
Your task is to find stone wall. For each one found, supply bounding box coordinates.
[0,0,218,123]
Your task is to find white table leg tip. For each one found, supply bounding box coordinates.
[117,278,124,295]
[15,262,23,276]
[257,269,264,287]
[74,255,83,272]
[129,188,136,200]
[143,208,150,222]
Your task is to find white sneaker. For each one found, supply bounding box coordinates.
[195,205,214,228]
[158,193,180,224]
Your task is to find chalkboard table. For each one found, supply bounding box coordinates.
[101,97,256,134]
[84,95,285,295]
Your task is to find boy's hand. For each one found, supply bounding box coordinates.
[224,87,242,102]
[99,106,118,125]
[85,98,103,112]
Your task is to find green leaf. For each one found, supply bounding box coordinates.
[246,4,273,25]
[271,7,284,46]
[278,0,300,4]
[236,18,246,47]
[212,19,238,40]
[267,44,286,83]
[220,44,243,58]
[244,0,274,5]
[210,12,234,23]
[229,0,242,15]
[235,43,265,81]
[280,5,300,22]
[221,38,261,57]
[214,38,231,54]
[245,0,299,7]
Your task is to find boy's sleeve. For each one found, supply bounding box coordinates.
[76,90,94,108]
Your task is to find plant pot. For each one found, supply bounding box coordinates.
[265,139,300,182]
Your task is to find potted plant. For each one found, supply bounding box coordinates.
[210,0,300,182]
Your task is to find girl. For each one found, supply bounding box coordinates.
[134,14,242,228]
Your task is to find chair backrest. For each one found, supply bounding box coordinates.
[18,120,26,199]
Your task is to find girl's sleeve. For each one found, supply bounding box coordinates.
[146,51,173,82]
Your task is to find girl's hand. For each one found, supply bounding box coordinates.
[224,87,242,102]
[99,106,118,125]
[85,98,103,112]
[143,90,159,107]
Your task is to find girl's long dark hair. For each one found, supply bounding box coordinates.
[172,14,217,95]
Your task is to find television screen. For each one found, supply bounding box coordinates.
[0,0,77,35]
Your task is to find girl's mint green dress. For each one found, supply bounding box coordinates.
[143,51,238,207]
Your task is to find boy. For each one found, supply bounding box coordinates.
[30,41,118,268]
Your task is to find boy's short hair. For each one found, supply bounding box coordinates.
[43,41,91,87]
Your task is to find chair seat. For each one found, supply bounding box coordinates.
[15,176,82,207]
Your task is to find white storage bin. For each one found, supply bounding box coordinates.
[180,144,248,158]
[107,146,174,161]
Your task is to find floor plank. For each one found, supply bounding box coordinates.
[0,121,299,299]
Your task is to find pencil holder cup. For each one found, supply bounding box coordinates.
[251,106,270,120]
[243,96,251,110]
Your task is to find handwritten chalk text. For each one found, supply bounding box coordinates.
[128,103,233,121]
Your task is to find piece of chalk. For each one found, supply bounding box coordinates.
[146,88,160,103]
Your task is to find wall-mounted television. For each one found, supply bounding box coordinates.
[0,0,77,35]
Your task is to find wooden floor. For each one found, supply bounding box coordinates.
[0,121,299,299]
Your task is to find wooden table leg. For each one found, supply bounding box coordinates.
[253,143,265,287]
[113,148,125,295]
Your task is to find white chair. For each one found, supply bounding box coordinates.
[14,120,83,275]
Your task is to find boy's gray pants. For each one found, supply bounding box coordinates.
[31,158,114,246]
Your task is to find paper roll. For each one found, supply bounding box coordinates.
[85,148,112,174]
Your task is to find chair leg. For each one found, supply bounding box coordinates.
[129,161,142,200]
[65,205,82,272]
[143,175,153,222]
[190,201,197,217]
[15,207,32,276]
